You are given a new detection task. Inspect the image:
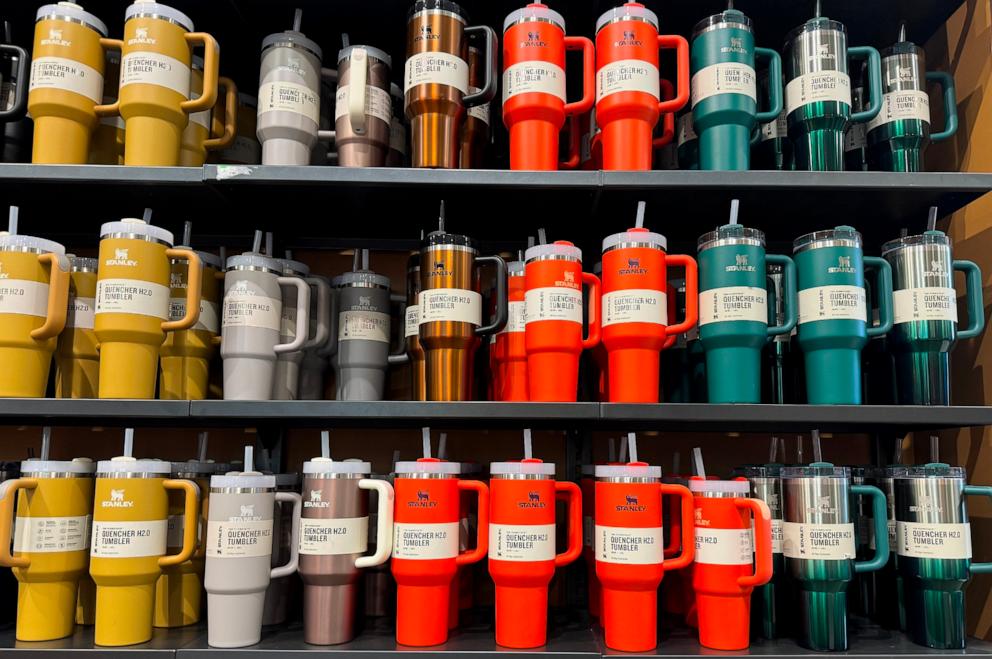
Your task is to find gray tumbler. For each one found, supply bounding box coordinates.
[334,45,392,167]
[272,258,330,400]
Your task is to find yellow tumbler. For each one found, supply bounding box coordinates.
[55,256,99,399]
[179,59,237,166]
[95,219,202,399]
[88,50,125,165]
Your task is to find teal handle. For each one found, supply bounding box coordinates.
[754,47,783,123]
[766,254,797,337]
[963,485,992,573]
[849,46,883,123]
[925,70,958,142]
[864,256,893,337]
[750,126,761,146]
[852,484,889,573]
[953,259,985,340]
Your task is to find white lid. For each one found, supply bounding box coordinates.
[507,260,525,276]
[596,3,658,33]
[100,219,174,245]
[0,234,66,255]
[36,3,108,37]
[525,241,582,262]
[504,4,565,33]
[490,460,555,475]
[125,0,193,32]
[595,463,662,478]
[279,258,310,276]
[20,458,95,474]
[303,457,372,474]
[395,459,462,475]
[603,228,667,252]
[339,270,390,288]
[338,45,392,69]
[688,479,750,493]
[226,252,283,272]
[210,470,276,488]
[97,456,171,474]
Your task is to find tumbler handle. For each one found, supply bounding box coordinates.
[202,77,238,150]
[302,276,331,350]
[963,485,992,573]
[864,256,893,338]
[162,249,202,332]
[274,276,310,354]
[563,36,595,117]
[93,39,123,118]
[462,25,497,108]
[665,254,699,336]
[754,48,783,123]
[656,34,690,114]
[851,483,889,573]
[347,47,369,135]
[0,478,38,569]
[182,33,220,113]
[388,293,410,365]
[159,479,199,567]
[925,71,958,142]
[455,479,489,565]
[652,79,676,148]
[581,271,601,349]
[30,252,70,340]
[735,497,773,588]
[475,255,507,336]
[270,491,302,578]
[765,254,797,337]
[953,259,985,340]
[660,483,695,570]
[0,44,27,120]
[848,46,883,123]
[356,478,394,568]
[554,481,583,567]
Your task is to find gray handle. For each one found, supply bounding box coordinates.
[274,276,310,354]
[270,491,302,579]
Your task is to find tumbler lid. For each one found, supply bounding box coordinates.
[596,2,658,34]
[595,462,661,479]
[303,457,371,474]
[525,240,582,263]
[881,230,949,256]
[688,477,750,493]
[226,251,283,273]
[211,469,276,489]
[735,464,783,478]
[100,218,174,245]
[97,456,171,474]
[894,463,965,479]
[278,258,310,277]
[125,0,194,32]
[697,224,765,251]
[602,227,667,253]
[68,255,96,272]
[881,41,924,59]
[408,0,469,22]
[784,17,846,48]
[0,234,66,256]
[36,2,108,36]
[262,30,322,61]
[693,9,752,38]
[490,459,555,476]
[504,3,566,34]
[338,270,391,289]
[338,45,392,69]
[395,457,462,475]
[423,229,475,251]
[20,457,95,474]
[782,462,849,479]
[793,226,861,254]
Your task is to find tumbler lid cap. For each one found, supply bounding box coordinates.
[596,2,658,34]
[688,477,749,493]
[693,9,752,38]
[262,30,322,61]
[507,260,525,276]
[36,3,108,36]
[338,270,391,289]
[782,462,850,479]
[20,458,96,474]
[895,463,965,479]
[125,1,194,32]
[211,470,276,488]
[98,456,171,474]
[0,234,66,256]
[881,231,950,255]
[490,459,555,475]
[278,258,310,277]
[504,4,566,34]
[226,252,283,273]
[697,224,765,251]
[793,226,862,253]
[602,229,667,253]
[595,462,661,478]
[395,458,462,475]
[525,240,582,263]
[100,219,174,245]
[303,458,371,474]
[338,45,392,69]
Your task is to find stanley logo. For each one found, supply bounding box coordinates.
[518,491,546,509]
[615,493,646,512]
[106,248,139,268]
[408,489,438,508]
[41,28,71,47]
[415,24,440,42]
[619,257,647,276]
[304,489,330,509]
[614,30,643,48]
[127,26,156,46]
[102,488,135,508]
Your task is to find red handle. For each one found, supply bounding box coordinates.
[736,497,773,588]
[665,254,698,336]
[456,480,489,565]
[662,282,678,350]
[657,34,690,114]
[564,35,595,117]
[554,481,583,567]
[559,114,581,170]
[662,481,681,557]
[652,79,676,148]
[581,271,602,349]
[660,483,695,571]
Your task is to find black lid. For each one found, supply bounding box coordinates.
[408,0,468,21]
[423,229,474,250]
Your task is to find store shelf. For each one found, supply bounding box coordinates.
[0,399,190,427]
[0,623,201,655]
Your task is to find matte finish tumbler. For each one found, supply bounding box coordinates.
[272,258,328,401]
[215,93,260,164]
[882,230,983,405]
[737,464,788,639]
[88,50,125,165]
[178,59,237,167]
[698,224,796,403]
[0,458,95,641]
[299,458,394,645]
[492,258,527,400]
[782,462,889,651]
[794,226,893,404]
[594,2,689,170]
[334,44,393,167]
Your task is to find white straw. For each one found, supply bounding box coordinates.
[523,429,533,460]
[244,445,254,473]
[40,427,51,461]
[219,246,226,263]
[769,436,779,463]
[900,228,908,238]
[692,447,705,479]
[797,435,804,464]
[362,249,369,272]
[265,232,273,257]
[729,199,740,225]
[341,32,350,47]
[438,200,446,232]
[627,432,638,464]
[618,436,628,463]
[634,201,646,229]
[537,228,547,245]
[285,249,293,260]
[894,437,903,464]
[252,230,263,254]
[352,250,360,271]
[7,206,18,235]
[812,429,822,463]
[607,437,616,463]
[292,8,303,32]
[197,431,208,462]
[422,427,431,459]
[142,208,152,222]
[927,206,938,232]
[182,221,192,246]
[438,433,447,460]
[321,430,330,459]
[527,236,535,249]
[930,434,939,463]
[123,428,134,458]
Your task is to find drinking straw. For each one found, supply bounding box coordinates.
[422,427,431,458]
[523,429,533,460]
[692,447,705,478]
[321,430,330,459]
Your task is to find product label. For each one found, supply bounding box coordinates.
[490,523,556,562]
[390,118,407,154]
[699,286,767,325]
[339,309,390,343]
[782,522,855,560]
[500,300,527,333]
[867,90,930,131]
[29,56,103,103]
[392,521,459,560]
[525,286,583,324]
[761,112,788,141]
[694,527,753,565]
[466,86,490,124]
[798,285,867,324]
[602,289,667,326]
[595,525,663,565]
[418,288,482,325]
[66,295,96,329]
[222,285,282,331]
[771,518,783,554]
[0,279,49,317]
[120,52,190,98]
[14,515,91,553]
[691,62,757,106]
[299,516,369,555]
[844,122,866,151]
[90,520,167,558]
[597,59,659,102]
[404,303,420,337]
[897,521,971,559]
[404,51,468,94]
[169,298,220,333]
[785,71,851,114]
[205,518,274,558]
[95,278,170,320]
[893,287,957,324]
[502,61,567,102]
[677,113,697,145]
[335,83,393,124]
[258,81,320,124]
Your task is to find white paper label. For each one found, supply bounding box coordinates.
[404,304,420,337]
[761,112,788,141]
[222,286,282,331]
[66,295,95,329]
[205,518,274,558]
[691,62,757,106]
[798,285,867,324]
[502,61,567,102]
[699,287,767,325]
[597,60,659,102]
[844,122,867,151]
[583,516,594,549]
[335,83,393,124]
[782,522,856,560]
[500,300,527,334]
[0,279,49,317]
[340,309,390,343]
[169,298,220,333]
[595,525,663,565]
[91,520,167,558]
[299,517,369,555]
[120,52,190,98]
[786,71,851,114]
[466,86,490,124]
[893,287,957,324]
[771,518,783,554]
[490,523,556,562]
[867,90,930,131]
[404,51,468,94]
[678,113,697,145]
[419,288,482,325]
[95,278,170,320]
[695,527,753,565]
[258,81,320,124]
[602,289,667,326]
[897,521,971,559]
[14,515,91,553]
[525,286,583,324]
[30,56,103,103]
[392,521,459,560]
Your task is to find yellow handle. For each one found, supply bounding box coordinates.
[31,253,70,340]
[203,77,237,150]
[0,478,39,569]
[93,38,123,118]
[159,479,198,567]
[181,33,220,113]
[162,248,202,332]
